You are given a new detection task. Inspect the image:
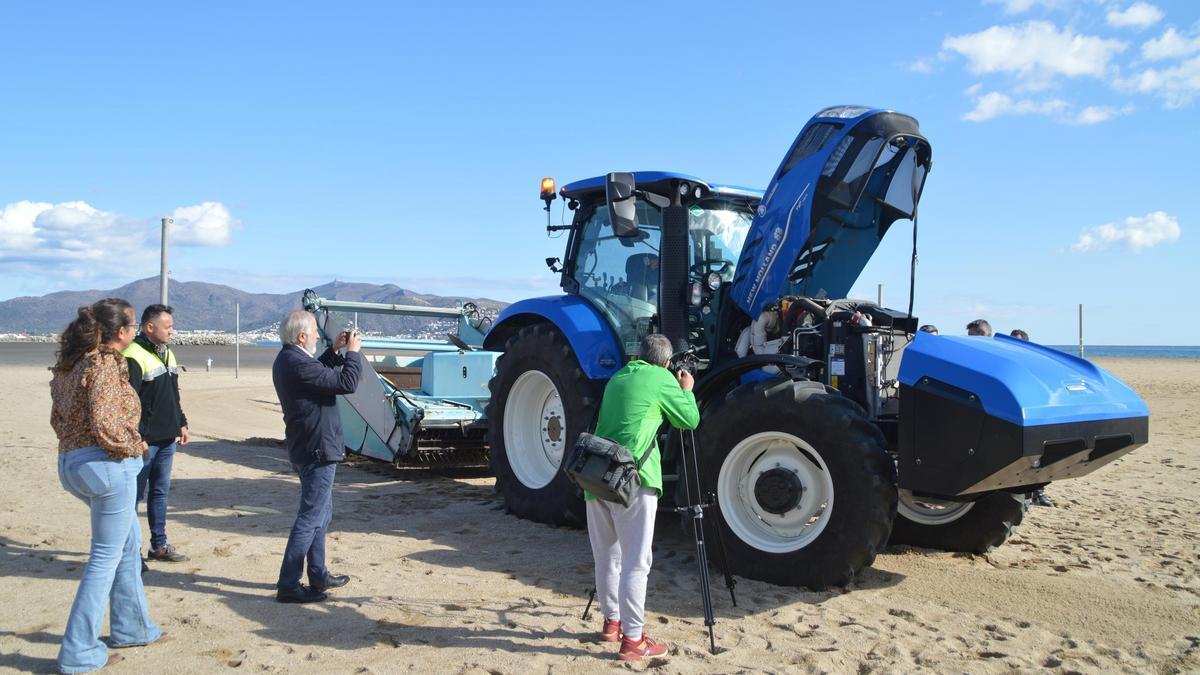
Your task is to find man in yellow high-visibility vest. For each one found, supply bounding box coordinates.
[124,304,190,565]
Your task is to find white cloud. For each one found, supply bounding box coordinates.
[1071,211,1181,252]
[0,200,239,282]
[943,21,1127,91]
[963,87,1132,124]
[170,201,240,246]
[1141,27,1200,60]
[963,90,1069,121]
[1106,2,1165,29]
[908,57,935,74]
[1115,55,1200,107]
[1067,103,1134,124]
[0,200,49,250]
[983,0,1071,14]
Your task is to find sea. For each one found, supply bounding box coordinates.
[1,342,1197,368]
[1046,345,1200,359]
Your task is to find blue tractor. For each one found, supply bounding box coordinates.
[307,105,1149,589]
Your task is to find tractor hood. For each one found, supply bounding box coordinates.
[731,106,932,318]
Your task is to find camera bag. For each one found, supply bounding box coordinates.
[564,432,652,507]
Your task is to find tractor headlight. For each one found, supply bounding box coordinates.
[706,272,722,291]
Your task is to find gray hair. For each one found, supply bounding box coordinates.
[280,311,315,345]
[639,333,673,367]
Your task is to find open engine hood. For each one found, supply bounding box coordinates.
[731,106,933,318]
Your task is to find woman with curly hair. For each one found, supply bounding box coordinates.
[50,298,161,673]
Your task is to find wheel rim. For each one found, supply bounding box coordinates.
[503,370,566,489]
[716,431,834,553]
[897,489,975,525]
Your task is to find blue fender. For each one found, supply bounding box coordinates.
[484,295,623,381]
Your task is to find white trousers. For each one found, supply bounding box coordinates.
[586,487,658,640]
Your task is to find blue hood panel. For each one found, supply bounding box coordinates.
[731,106,931,317]
[898,333,1149,427]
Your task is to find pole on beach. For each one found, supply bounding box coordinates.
[1078,303,1084,358]
[235,303,241,380]
[159,217,173,305]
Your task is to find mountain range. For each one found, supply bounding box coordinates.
[0,277,508,335]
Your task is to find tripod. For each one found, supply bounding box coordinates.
[674,427,737,655]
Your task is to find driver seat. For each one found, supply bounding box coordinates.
[625,253,659,302]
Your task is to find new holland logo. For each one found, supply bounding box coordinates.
[743,183,811,312]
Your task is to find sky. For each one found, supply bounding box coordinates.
[0,0,1195,344]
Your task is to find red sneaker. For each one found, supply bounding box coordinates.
[601,618,622,643]
[617,634,669,661]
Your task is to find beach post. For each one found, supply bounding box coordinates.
[159,217,172,305]
[235,303,241,380]
[1078,303,1084,358]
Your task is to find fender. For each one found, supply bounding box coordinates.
[483,295,624,381]
[693,354,819,409]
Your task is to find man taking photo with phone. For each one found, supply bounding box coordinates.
[272,311,363,603]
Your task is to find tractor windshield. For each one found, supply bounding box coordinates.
[688,199,754,282]
[572,198,753,355]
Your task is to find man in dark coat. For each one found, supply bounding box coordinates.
[271,310,363,603]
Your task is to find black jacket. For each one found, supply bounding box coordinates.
[126,334,189,445]
[272,344,363,465]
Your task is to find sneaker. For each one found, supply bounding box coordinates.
[600,618,622,643]
[147,545,190,562]
[617,634,668,661]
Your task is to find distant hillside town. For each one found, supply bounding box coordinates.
[0,277,505,339]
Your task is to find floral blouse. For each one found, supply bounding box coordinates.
[50,348,143,460]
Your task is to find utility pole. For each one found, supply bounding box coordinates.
[160,217,173,305]
[235,303,241,380]
[1078,303,1084,359]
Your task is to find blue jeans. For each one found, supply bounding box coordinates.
[277,461,337,590]
[136,440,176,551]
[57,447,161,674]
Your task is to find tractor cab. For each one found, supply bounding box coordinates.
[555,172,762,359]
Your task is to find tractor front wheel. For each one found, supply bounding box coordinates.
[695,379,897,589]
[486,324,597,527]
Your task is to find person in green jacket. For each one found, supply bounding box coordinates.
[588,333,699,661]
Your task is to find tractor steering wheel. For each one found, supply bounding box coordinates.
[690,259,735,277]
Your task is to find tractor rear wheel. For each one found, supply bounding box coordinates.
[486,324,597,527]
[695,379,897,589]
[890,490,1026,553]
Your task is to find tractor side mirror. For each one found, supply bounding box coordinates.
[605,172,639,238]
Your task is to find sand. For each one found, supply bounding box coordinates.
[1,356,1197,674]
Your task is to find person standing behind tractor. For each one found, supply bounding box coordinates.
[124,304,190,564]
[967,319,993,336]
[50,298,162,672]
[272,311,362,603]
[587,333,699,661]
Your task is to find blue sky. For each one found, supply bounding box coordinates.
[0,0,1195,344]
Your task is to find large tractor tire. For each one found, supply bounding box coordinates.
[486,324,598,527]
[694,379,897,589]
[890,490,1026,553]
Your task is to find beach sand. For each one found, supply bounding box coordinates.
[1,357,1196,673]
